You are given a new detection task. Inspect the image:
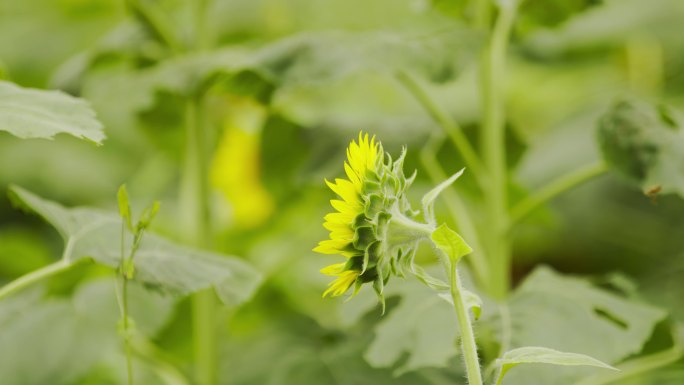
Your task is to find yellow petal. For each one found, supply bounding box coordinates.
[320,262,346,276]
[323,270,360,297]
[330,199,361,214]
[326,178,358,205]
[314,239,349,254]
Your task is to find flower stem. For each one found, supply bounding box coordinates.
[396,71,486,189]
[447,258,483,385]
[183,1,217,382]
[0,258,87,301]
[480,2,517,299]
[509,162,608,226]
[182,94,217,385]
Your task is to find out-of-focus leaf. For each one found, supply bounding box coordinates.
[598,100,684,197]
[8,186,262,306]
[123,27,480,108]
[496,347,616,384]
[222,295,462,385]
[0,276,177,385]
[517,0,600,34]
[497,266,667,385]
[0,81,105,144]
[73,278,175,337]
[0,301,111,385]
[525,0,684,54]
[364,279,459,375]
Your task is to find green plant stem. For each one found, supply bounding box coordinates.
[447,259,484,385]
[479,2,517,299]
[509,162,608,226]
[119,220,135,385]
[396,71,486,189]
[0,259,87,301]
[122,275,134,385]
[182,95,217,385]
[474,0,491,29]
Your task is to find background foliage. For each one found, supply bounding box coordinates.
[1,0,683,384]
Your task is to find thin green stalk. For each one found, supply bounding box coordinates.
[509,162,608,226]
[184,1,217,382]
[479,2,518,299]
[396,71,487,189]
[182,95,217,385]
[473,0,491,29]
[420,133,490,287]
[447,259,483,385]
[119,220,135,385]
[0,259,87,301]
[122,276,134,385]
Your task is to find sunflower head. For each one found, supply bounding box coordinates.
[314,132,430,305]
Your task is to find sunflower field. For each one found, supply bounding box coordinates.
[1,0,684,384]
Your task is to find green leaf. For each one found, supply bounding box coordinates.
[495,347,616,385]
[8,186,262,306]
[0,80,105,144]
[0,277,175,385]
[430,224,473,263]
[117,184,132,230]
[123,27,480,109]
[495,266,667,385]
[598,100,684,198]
[421,168,464,225]
[363,279,460,375]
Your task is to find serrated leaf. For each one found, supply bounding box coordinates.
[430,224,473,263]
[497,266,667,385]
[598,100,684,197]
[0,80,105,144]
[496,347,616,385]
[8,186,262,306]
[421,168,464,225]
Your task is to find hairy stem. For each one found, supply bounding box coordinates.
[0,259,88,301]
[448,259,483,385]
[509,162,608,226]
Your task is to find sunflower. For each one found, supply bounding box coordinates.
[315,132,433,302]
[314,133,381,297]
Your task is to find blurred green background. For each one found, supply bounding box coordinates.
[0,0,683,384]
